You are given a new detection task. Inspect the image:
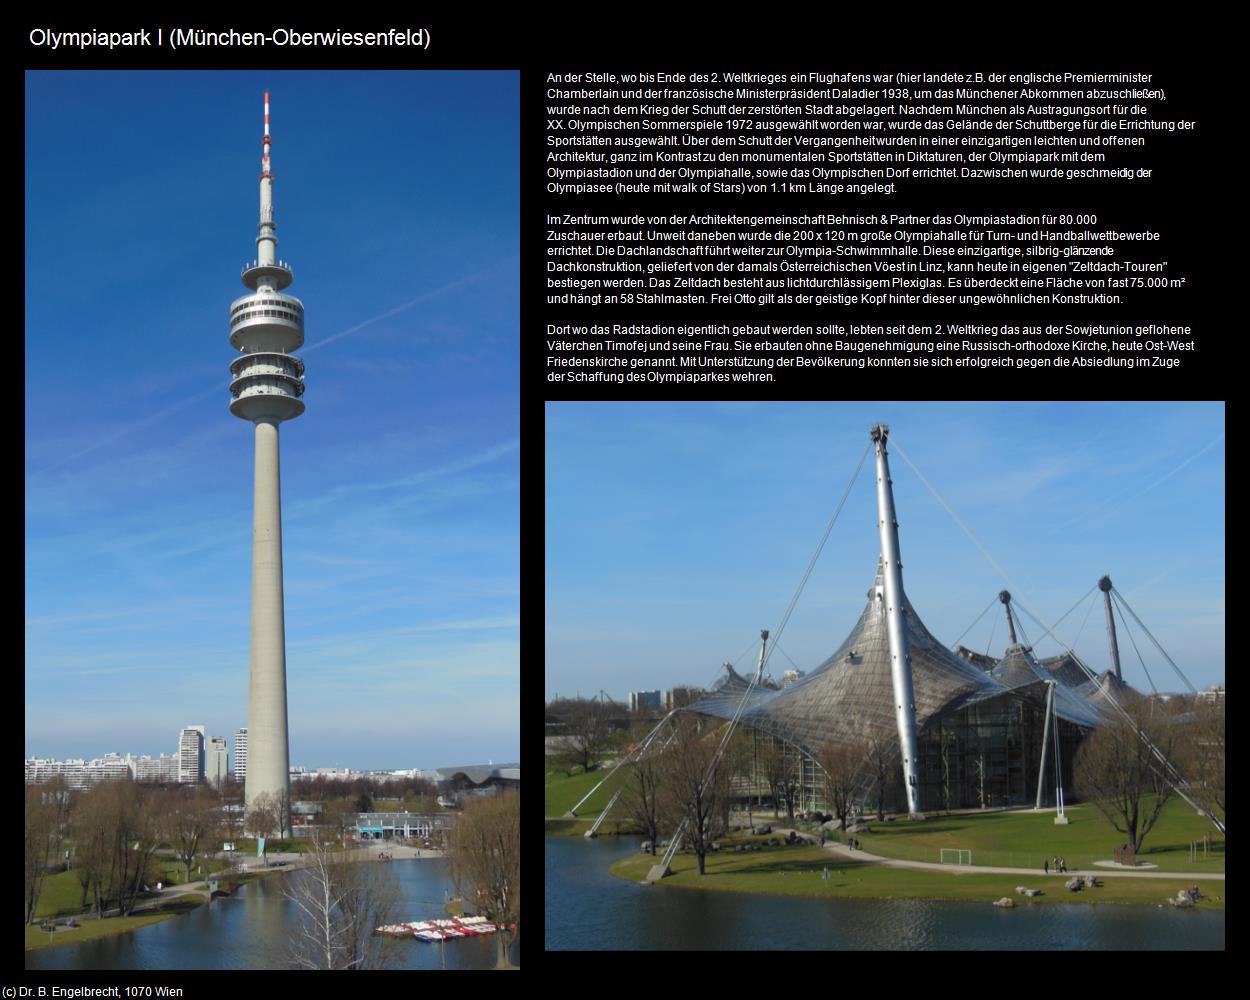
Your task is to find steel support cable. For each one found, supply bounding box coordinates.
[751,441,871,687]
[1016,595,1096,668]
[890,435,1221,834]
[730,635,759,669]
[656,447,870,875]
[984,612,998,658]
[1111,587,1199,696]
[1020,584,1099,654]
[1112,595,1157,695]
[774,641,803,673]
[1069,589,1099,652]
[659,653,766,873]
[951,592,1000,650]
[567,710,675,815]
[1014,612,1033,650]
[1010,587,1215,829]
[586,712,686,836]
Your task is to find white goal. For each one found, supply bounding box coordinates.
[939,848,972,866]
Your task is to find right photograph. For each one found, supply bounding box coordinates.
[545,401,1224,951]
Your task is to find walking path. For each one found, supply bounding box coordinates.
[773,829,1224,881]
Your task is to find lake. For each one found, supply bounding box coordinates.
[27,858,512,970]
[545,835,1224,950]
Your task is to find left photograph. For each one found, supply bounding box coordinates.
[26,71,519,970]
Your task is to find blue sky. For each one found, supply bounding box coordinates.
[546,402,1225,701]
[26,71,519,769]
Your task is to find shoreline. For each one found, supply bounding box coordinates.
[27,846,446,952]
[606,845,1226,911]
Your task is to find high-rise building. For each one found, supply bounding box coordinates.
[234,728,248,782]
[229,92,304,825]
[206,736,229,789]
[179,725,206,784]
[629,690,662,712]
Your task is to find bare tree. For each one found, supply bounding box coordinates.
[623,739,665,854]
[1180,698,1225,831]
[24,784,64,924]
[247,791,281,844]
[284,834,401,970]
[1074,693,1177,853]
[221,789,246,849]
[66,781,156,918]
[864,736,896,821]
[167,786,221,884]
[277,785,293,839]
[551,697,614,774]
[758,738,802,820]
[446,791,520,969]
[72,782,125,918]
[321,796,357,847]
[818,742,862,832]
[660,715,738,876]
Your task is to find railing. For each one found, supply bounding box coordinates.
[241,259,293,275]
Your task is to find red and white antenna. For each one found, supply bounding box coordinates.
[261,90,273,180]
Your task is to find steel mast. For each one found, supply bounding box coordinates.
[871,424,923,818]
[1099,575,1123,683]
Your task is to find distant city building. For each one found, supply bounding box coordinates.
[206,737,229,789]
[781,669,806,688]
[25,754,135,788]
[355,811,455,841]
[133,754,180,783]
[629,690,662,712]
[234,728,248,782]
[178,725,206,784]
[665,686,704,711]
[1197,684,1226,704]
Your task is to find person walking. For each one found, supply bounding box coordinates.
[1044,858,1049,874]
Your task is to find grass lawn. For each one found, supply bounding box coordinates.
[838,797,1223,873]
[544,765,631,818]
[610,844,1225,911]
[32,870,95,919]
[25,893,209,951]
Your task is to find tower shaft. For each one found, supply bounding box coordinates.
[244,419,291,817]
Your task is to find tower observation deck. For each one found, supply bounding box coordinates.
[231,91,301,826]
[230,90,305,422]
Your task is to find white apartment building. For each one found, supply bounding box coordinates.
[234,728,248,782]
[178,725,207,784]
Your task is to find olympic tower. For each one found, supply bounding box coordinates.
[229,92,305,826]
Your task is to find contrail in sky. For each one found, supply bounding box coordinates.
[1069,433,1225,532]
[302,269,491,354]
[30,269,496,477]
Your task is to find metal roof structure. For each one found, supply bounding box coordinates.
[688,561,1010,757]
[990,643,1103,728]
[1039,651,1096,689]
